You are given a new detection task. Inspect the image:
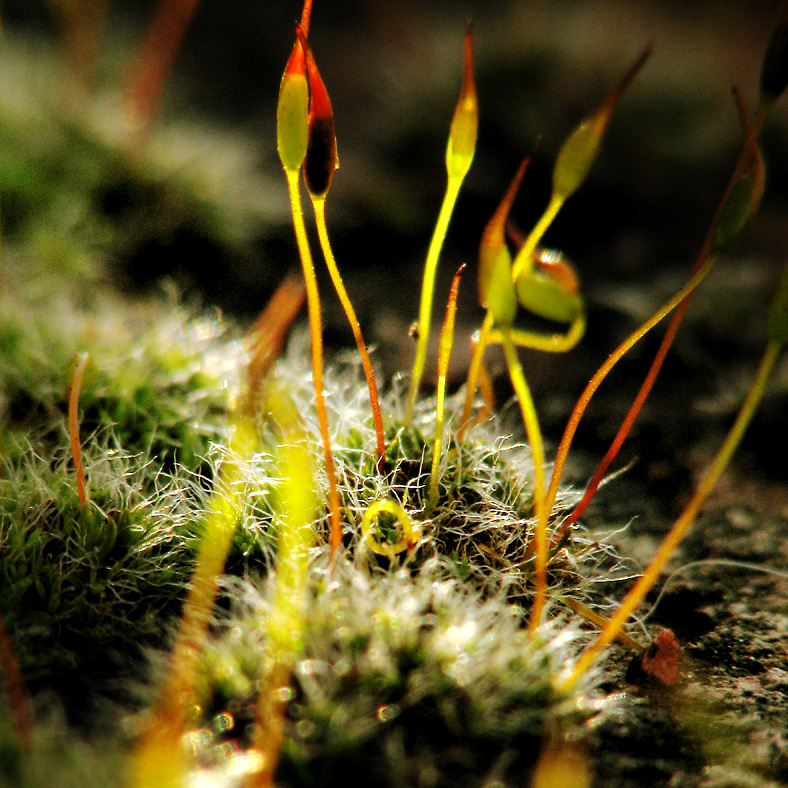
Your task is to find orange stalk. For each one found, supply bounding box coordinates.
[313,199,387,472]
[124,0,201,142]
[68,352,89,507]
[561,338,783,690]
[51,0,109,102]
[246,275,306,416]
[549,104,769,535]
[429,265,465,503]
[544,252,719,524]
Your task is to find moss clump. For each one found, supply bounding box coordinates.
[0,438,200,702]
[0,296,618,767]
[0,285,236,476]
[190,563,597,788]
[255,343,610,605]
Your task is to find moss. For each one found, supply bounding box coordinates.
[191,565,596,788]
[0,438,199,691]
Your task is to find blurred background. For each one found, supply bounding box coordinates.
[2,0,787,518]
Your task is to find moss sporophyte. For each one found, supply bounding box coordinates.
[3,1,788,785]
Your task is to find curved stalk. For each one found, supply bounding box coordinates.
[488,312,586,353]
[361,499,421,558]
[548,104,770,531]
[543,250,720,521]
[313,196,386,472]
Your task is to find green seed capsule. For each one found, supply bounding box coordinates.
[277,42,309,173]
[711,145,765,255]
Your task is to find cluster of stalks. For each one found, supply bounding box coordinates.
[275,0,788,696]
[269,0,788,653]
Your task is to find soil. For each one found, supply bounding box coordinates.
[589,476,788,788]
[543,269,788,788]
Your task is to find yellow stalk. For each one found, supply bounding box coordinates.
[128,415,257,788]
[249,385,317,788]
[130,269,308,787]
[312,196,386,471]
[284,169,343,558]
[498,329,548,630]
[558,595,644,653]
[406,176,464,422]
[559,338,783,691]
[510,194,564,283]
[407,25,477,421]
[488,313,586,353]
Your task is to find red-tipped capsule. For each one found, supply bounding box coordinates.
[478,157,528,327]
[446,22,478,181]
[552,45,651,201]
[277,33,309,173]
[298,28,339,199]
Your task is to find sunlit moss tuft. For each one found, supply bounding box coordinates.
[190,561,600,787]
